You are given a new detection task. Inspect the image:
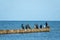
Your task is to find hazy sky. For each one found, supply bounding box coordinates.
[0,0,60,21]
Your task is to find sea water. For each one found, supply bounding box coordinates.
[0,21,60,40]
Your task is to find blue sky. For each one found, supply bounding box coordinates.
[0,0,60,21]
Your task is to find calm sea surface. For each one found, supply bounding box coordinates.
[0,21,60,40]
